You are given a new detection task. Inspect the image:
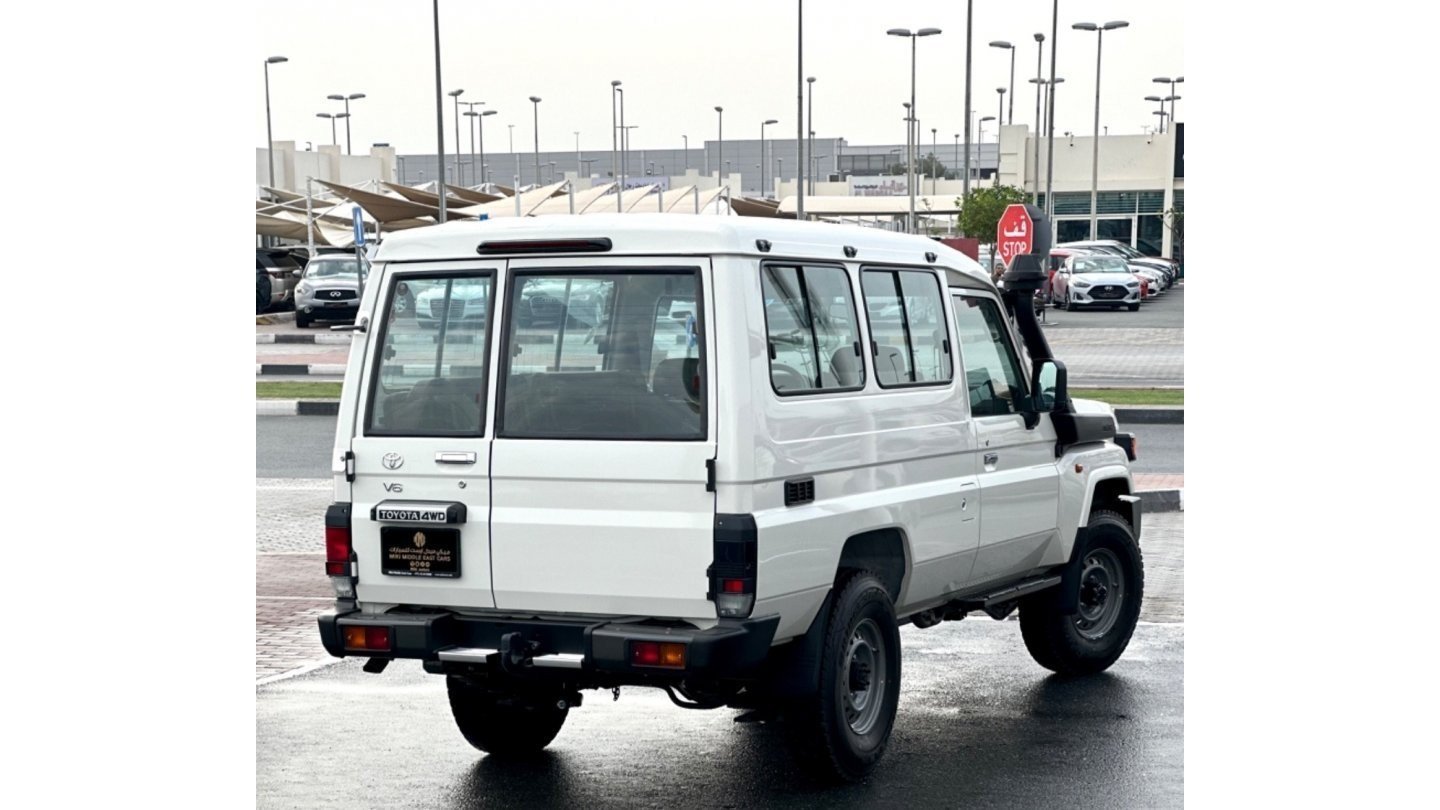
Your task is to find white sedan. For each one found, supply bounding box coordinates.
[1051,254,1143,312]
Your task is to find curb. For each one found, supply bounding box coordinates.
[258,400,340,416]
[257,364,346,376]
[1140,489,1184,513]
[256,311,296,325]
[257,333,352,345]
[1115,406,1183,424]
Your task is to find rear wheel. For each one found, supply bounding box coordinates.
[784,570,902,783]
[446,676,569,756]
[256,271,272,314]
[1020,510,1143,675]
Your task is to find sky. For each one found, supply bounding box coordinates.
[255,0,1184,156]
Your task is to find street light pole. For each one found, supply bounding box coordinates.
[930,127,937,195]
[1145,95,1166,132]
[1075,20,1129,239]
[448,88,464,194]
[760,118,778,198]
[682,134,688,172]
[328,92,366,155]
[263,56,287,192]
[1044,0,1059,219]
[962,0,973,202]
[982,115,997,186]
[316,112,345,146]
[988,41,1016,124]
[1154,76,1184,130]
[797,0,806,220]
[479,110,495,185]
[1031,33,1044,205]
[612,80,622,210]
[887,26,942,233]
[715,106,724,189]
[461,101,483,185]
[617,87,626,187]
[432,0,446,222]
[806,77,816,195]
[529,96,542,187]
[575,131,581,178]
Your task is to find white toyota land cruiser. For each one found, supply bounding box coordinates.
[316,212,1143,782]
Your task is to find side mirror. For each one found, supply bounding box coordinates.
[1032,359,1069,414]
[292,268,303,277]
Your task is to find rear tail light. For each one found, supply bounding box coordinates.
[342,625,391,652]
[709,515,758,619]
[325,504,356,598]
[630,641,686,668]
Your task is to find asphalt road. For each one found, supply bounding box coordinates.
[258,621,1183,809]
[1039,282,1184,330]
[257,416,1182,479]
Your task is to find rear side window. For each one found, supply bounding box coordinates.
[365,273,493,436]
[760,263,864,394]
[499,269,704,440]
[860,268,953,388]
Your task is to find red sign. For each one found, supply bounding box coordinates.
[996,204,1035,267]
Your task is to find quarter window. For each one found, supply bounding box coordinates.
[761,264,864,394]
[951,295,1028,416]
[860,269,953,387]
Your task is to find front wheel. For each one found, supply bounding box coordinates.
[295,311,311,329]
[1064,294,1077,312]
[1020,510,1144,675]
[446,676,569,756]
[1128,302,1141,312]
[784,571,902,783]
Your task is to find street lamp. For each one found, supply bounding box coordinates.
[1030,33,1044,204]
[326,92,366,155]
[529,96,542,187]
[715,106,725,186]
[1074,20,1129,239]
[263,56,287,192]
[930,127,937,194]
[617,87,627,184]
[316,112,348,146]
[887,26,942,233]
[806,77,816,195]
[478,110,496,185]
[1153,110,1169,132]
[448,88,464,192]
[461,101,484,185]
[760,118,778,197]
[980,116,997,186]
[612,80,622,209]
[953,133,960,179]
[431,0,446,222]
[988,41,1016,124]
[682,134,688,172]
[1154,76,1184,130]
[1144,95,1166,132]
[996,86,1006,140]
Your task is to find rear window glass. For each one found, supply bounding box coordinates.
[365,273,493,436]
[761,263,864,394]
[499,270,704,440]
[860,268,952,388]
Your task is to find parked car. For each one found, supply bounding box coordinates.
[1051,253,1143,311]
[295,255,368,328]
[317,214,1145,783]
[1058,240,1177,288]
[256,247,303,313]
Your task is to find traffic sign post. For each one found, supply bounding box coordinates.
[353,206,367,304]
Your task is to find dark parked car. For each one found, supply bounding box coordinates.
[257,248,303,313]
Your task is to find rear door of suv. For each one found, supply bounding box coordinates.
[349,263,500,608]
[488,256,718,619]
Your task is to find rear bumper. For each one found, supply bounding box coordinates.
[318,609,779,681]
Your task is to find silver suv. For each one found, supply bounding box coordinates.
[295,255,368,328]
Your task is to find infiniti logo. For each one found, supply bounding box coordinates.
[382,453,404,470]
[329,291,343,298]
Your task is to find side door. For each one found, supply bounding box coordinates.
[950,291,1060,588]
[348,263,500,609]
[487,257,718,619]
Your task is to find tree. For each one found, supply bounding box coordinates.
[1163,205,1184,268]
[957,184,1030,247]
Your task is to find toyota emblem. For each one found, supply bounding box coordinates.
[382,453,404,470]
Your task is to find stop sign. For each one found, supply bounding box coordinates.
[996,204,1035,267]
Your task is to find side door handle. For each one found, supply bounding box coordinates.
[435,451,477,465]
[984,452,999,467]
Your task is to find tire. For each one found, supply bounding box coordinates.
[256,272,272,314]
[784,571,902,783]
[295,311,311,329]
[394,288,414,318]
[1064,294,1076,312]
[1128,303,1141,312]
[1019,510,1144,676]
[446,676,569,756]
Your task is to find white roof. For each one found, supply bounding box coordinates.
[372,213,989,285]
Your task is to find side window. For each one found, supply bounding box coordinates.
[366,273,493,435]
[760,263,864,394]
[951,295,1028,416]
[860,268,953,387]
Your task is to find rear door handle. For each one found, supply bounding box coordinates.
[984,452,999,466]
[435,452,477,465]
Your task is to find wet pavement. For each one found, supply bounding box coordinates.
[257,621,1182,809]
